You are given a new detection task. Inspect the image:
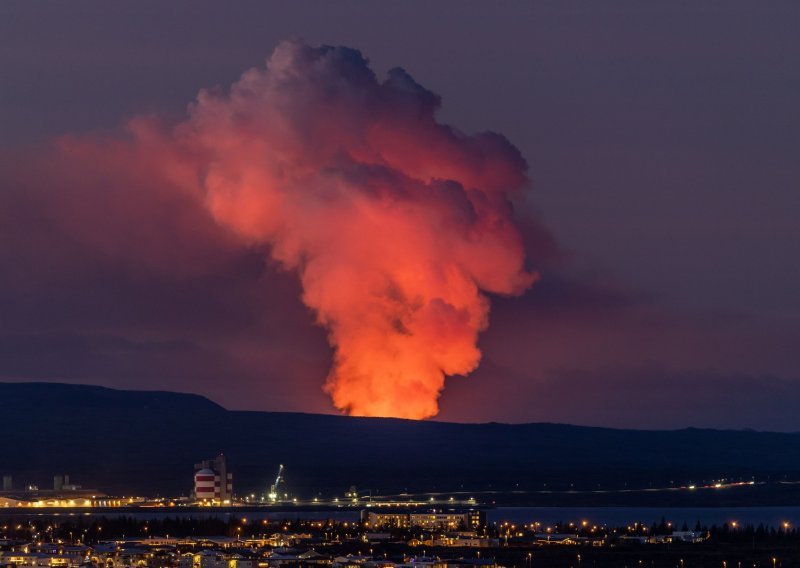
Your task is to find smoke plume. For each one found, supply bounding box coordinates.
[169,41,536,418]
[4,41,537,419]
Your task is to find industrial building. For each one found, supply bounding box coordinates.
[193,454,233,502]
[0,473,106,507]
[52,475,81,492]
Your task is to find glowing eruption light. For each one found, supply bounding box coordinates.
[177,41,537,418]
[25,41,537,419]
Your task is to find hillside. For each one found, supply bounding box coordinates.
[2,382,800,505]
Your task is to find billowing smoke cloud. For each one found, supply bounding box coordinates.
[3,41,538,419]
[169,41,537,418]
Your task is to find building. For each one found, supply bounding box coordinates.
[52,475,81,492]
[430,536,499,548]
[362,510,486,531]
[193,454,233,502]
[670,531,707,543]
[0,553,84,568]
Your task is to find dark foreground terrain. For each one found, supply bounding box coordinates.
[2,514,800,568]
[2,382,800,502]
[498,545,799,568]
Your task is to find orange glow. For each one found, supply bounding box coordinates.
[179,41,537,418]
[14,41,538,420]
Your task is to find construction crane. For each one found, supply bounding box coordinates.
[268,464,284,503]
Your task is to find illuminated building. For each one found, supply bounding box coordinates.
[193,454,233,502]
[362,509,485,530]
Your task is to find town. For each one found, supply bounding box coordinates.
[1,512,799,568]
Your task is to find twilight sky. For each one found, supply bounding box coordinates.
[1,1,799,429]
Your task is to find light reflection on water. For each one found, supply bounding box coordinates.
[487,507,800,529]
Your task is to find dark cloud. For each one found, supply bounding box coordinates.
[0,138,333,413]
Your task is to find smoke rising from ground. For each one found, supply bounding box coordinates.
[2,41,539,419]
[179,41,537,418]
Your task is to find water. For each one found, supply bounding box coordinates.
[0,510,361,522]
[488,507,800,529]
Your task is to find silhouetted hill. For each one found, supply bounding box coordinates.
[1,382,225,414]
[2,382,800,505]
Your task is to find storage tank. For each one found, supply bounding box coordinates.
[194,468,216,500]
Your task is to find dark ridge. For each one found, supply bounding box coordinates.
[1,381,799,505]
[0,381,225,413]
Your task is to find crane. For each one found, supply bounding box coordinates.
[268,464,284,503]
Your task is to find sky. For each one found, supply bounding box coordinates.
[1,1,799,429]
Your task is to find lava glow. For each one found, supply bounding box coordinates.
[177,41,537,418]
[28,41,537,419]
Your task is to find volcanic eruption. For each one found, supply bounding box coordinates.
[3,41,538,419]
[179,41,537,418]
